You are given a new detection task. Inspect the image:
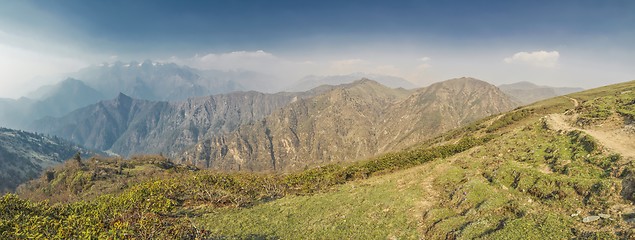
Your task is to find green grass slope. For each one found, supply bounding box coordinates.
[2,80,635,239]
[198,164,435,239]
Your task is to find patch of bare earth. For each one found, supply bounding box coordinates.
[545,98,635,159]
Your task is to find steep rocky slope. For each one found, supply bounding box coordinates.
[0,127,96,193]
[182,77,517,171]
[32,91,315,156]
[32,93,161,152]
[378,77,517,151]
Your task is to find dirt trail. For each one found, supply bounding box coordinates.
[417,162,447,210]
[545,97,635,159]
[414,158,452,235]
[564,96,580,107]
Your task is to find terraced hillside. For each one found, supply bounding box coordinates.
[3,80,635,239]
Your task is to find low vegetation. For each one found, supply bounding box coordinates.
[423,121,633,239]
[485,108,533,133]
[573,86,635,126]
[4,134,491,238]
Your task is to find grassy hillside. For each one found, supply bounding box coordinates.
[3,80,635,239]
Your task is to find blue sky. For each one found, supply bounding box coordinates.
[1,0,634,97]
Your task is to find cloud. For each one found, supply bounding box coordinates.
[417,63,431,70]
[328,58,369,73]
[327,59,406,77]
[503,50,560,68]
[375,65,402,76]
[0,29,89,98]
[165,50,323,89]
[166,52,432,89]
[196,50,276,64]
[330,58,367,66]
[170,50,278,71]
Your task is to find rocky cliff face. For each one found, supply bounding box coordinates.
[32,91,310,156]
[109,91,303,156]
[32,93,159,152]
[181,77,518,171]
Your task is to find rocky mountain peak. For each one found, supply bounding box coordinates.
[59,77,83,85]
[410,77,503,104]
[499,81,540,90]
[141,59,154,68]
[353,77,376,84]
[287,74,418,92]
[431,77,492,89]
[328,78,413,105]
[113,92,133,106]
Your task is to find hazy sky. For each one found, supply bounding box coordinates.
[1,0,634,98]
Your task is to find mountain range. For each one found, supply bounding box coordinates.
[0,61,275,129]
[69,61,256,100]
[8,79,635,238]
[0,60,579,131]
[286,73,418,92]
[182,77,517,171]
[31,90,323,157]
[0,79,105,129]
[28,76,518,172]
[0,61,585,195]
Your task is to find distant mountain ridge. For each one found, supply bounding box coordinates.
[70,60,248,101]
[0,60,277,129]
[182,77,517,171]
[0,78,105,129]
[287,73,418,92]
[499,81,584,104]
